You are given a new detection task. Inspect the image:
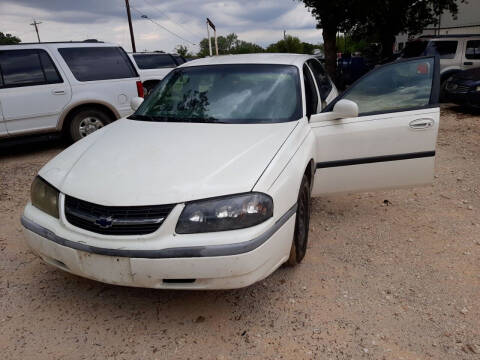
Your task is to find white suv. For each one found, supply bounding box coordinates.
[128,52,186,95]
[401,35,480,84]
[0,41,143,142]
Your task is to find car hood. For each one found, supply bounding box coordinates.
[39,118,297,206]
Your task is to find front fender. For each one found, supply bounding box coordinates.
[253,118,316,219]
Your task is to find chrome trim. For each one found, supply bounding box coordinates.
[21,203,297,258]
[65,206,165,226]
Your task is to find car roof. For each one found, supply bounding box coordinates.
[179,53,315,68]
[0,41,120,50]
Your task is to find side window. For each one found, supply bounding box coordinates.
[466,40,480,60]
[175,55,187,65]
[427,41,458,59]
[341,57,435,115]
[307,59,332,101]
[59,47,137,81]
[303,64,318,117]
[133,54,177,69]
[38,51,62,83]
[0,49,62,88]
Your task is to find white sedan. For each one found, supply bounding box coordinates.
[21,54,440,289]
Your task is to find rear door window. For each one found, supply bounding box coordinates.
[466,40,480,59]
[0,49,62,88]
[133,54,177,69]
[59,47,137,81]
[427,41,458,59]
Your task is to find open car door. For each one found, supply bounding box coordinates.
[310,56,440,195]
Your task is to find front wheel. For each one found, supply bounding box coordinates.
[286,175,311,266]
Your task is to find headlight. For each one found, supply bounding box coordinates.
[176,193,273,234]
[31,177,59,218]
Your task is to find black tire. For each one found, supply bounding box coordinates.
[286,175,311,266]
[69,108,112,142]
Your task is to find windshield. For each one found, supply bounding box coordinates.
[130,64,302,123]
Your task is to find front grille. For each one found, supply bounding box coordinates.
[446,82,472,93]
[64,195,175,235]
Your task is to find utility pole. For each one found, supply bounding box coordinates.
[30,20,42,43]
[283,30,286,40]
[206,18,218,56]
[125,0,136,52]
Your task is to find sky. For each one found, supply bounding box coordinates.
[0,0,323,53]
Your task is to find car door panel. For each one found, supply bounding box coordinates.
[0,49,71,136]
[312,107,438,194]
[311,56,440,196]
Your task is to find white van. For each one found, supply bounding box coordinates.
[0,41,143,142]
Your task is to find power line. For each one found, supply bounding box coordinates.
[130,6,196,45]
[140,0,196,40]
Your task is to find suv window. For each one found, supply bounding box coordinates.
[0,49,62,88]
[342,57,434,115]
[307,59,332,101]
[133,54,177,69]
[427,41,458,59]
[303,64,318,117]
[466,40,480,60]
[59,47,137,81]
[172,55,186,65]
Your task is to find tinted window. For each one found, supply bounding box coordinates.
[172,55,185,65]
[38,51,62,83]
[307,59,332,101]
[0,49,62,87]
[342,57,434,115]
[466,40,480,60]
[303,64,318,117]
[427,41,458,59]
[134,64,302,123]
[59,47,137,81]
[403,40,428,58]
[133,54,176,69]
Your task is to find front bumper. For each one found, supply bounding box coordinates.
[21,205,296,289]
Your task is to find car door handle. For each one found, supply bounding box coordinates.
[464,61,473,65]
[51,90,66,95]
[409,118,434,129]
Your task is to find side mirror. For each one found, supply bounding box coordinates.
[332,99,358,118]
[130,97,144,111]
[310,99,359,123]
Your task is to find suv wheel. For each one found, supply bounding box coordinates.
[69,109,111,142]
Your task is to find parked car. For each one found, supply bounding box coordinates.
[128,52,186,95]
[444,67,480,108]
[21,54,440,290]
[0,41,143,142]
[400,34,480,85]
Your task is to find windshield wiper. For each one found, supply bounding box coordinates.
[129,114,227,124]
[128,114,157,122]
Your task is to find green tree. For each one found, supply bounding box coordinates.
[0,32,21,45]
[266,35,304,53]
[174,45,194,58]
[348,0,465,59]
[197,33,263,57]
[299,0,463,76]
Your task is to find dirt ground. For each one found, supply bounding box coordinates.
[0,105,479,360]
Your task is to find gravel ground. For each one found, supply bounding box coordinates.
[0,105,479,360]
